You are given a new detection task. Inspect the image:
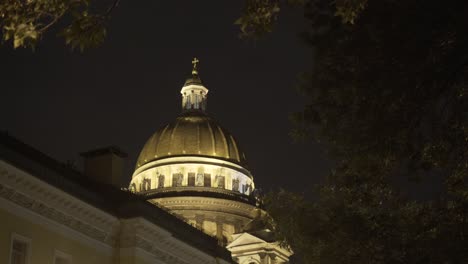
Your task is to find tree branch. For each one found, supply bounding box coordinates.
[105,0,120,17]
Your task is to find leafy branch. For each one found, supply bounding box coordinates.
[0,0,120,50]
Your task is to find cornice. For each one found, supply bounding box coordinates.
[133,156,253,179]
[0,160,118,231]
[151,196,258,218]
[141,187,257,206]
[0,163,118,247]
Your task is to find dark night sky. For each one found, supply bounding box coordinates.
[0,1,333,192]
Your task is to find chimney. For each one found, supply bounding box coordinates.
[80,146,127,188]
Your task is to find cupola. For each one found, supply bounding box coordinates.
[180,58,209,112]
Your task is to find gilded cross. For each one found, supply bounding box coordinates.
[191,57,199,74]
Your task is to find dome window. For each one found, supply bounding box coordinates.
[188,173,196,186]
[196,173,204,186]
[172,173,184,187]
[215,175,225,189]
[141,178,151,191]
[204,173,211,187]
[158,175,165,188]
[232,179,240,192]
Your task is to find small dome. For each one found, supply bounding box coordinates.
[136,112,247,168]
[183,74,203,86]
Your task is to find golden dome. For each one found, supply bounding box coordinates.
[136,112,247,168]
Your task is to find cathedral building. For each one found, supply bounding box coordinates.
[0,59,291,264]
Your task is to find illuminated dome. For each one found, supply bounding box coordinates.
[136,112,247,169]
[129,58,258,246]
[131,58,254,190]
[127,59,291,262]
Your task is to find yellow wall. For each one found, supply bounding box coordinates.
[0,207,113,264]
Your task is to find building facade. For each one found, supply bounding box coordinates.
[0,133,233,264]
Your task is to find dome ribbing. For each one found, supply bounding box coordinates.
[136,112,247,169]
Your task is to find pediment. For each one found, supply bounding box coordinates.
[227,232,267,249]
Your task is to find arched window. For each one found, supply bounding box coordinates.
[188,173,196,186]
[203,173,211,187]
[172,173,183,187]
[196,173,204,186]
[186,96,191,109]
[158,175,165,188]
[142,178,151,191]
[215,175,225,189]
[232,178,240,192]
[242,183,252,195]
[194,94,199,109]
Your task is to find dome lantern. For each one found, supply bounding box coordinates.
[181,58,209,113]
